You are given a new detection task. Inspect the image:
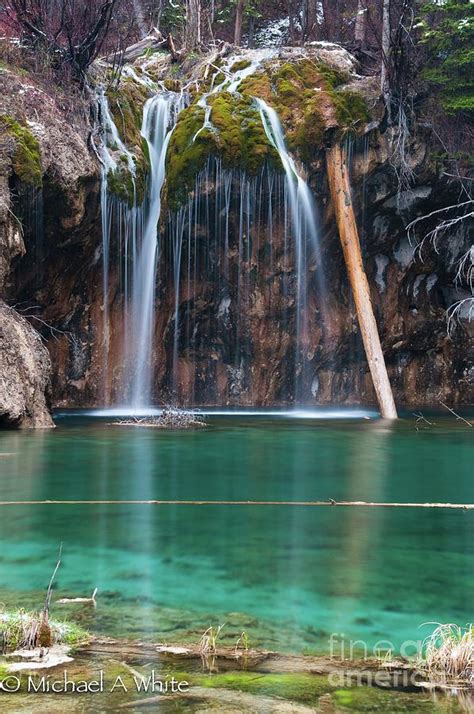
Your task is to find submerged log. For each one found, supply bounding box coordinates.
[326,144,398,419]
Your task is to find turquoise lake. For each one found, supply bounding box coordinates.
[0,410,472,655]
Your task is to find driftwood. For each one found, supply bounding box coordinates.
[0,500,471,509]
[326,144,398,419]
[57,588,98,605]
[103,28,182,64]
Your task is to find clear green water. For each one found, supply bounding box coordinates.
[0,411,472,655]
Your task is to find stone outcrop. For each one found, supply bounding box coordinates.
[0,63,99,425]
[0,301,54,427]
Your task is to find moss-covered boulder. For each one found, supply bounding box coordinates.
[0,114,42,187]
[164,54,371,208]
[106,80,151,205]
[165,92,279,209]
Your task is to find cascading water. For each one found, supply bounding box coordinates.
[97,89,137,402]
[99,53,328,407]
[98,87,184,408]
[257,98,326,401]
[128,95,181,407]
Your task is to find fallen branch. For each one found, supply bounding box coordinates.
[0,500,471,509]
[413,412,434,431]
[438,401,473,428]
[102,28,182,64]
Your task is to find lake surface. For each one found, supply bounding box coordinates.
[0,409,472,655]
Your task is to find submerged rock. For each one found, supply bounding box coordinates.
[0,301,54,428]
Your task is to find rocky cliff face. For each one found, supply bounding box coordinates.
[0,301,53,427]
[0,63,99,424]
[1,46,472,413]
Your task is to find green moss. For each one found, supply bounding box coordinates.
[163,78,182,92]
[194,672,331,704]
[332,687,449,712]
[291,97,326,161]
[164,104,211,208]
[239,58,366,158]
[313,62,350,89]
[105,80,151,204]
[239,72,273,100]
[165,93,279,209]
[0,114,42,186]
[230,59,252,72]
[332,90,370,132]
[107,80,148,148]
[163,57,371,207]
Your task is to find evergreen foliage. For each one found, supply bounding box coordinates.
[420,0,474,115]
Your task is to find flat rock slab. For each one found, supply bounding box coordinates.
[6,644,72,671]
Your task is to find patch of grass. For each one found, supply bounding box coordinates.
[0,610,89,652]
[421,623,473,685]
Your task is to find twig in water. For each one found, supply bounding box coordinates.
[438,401,472,428]
[44,543,63,615]
[39,543,62,647]
[413,412,434,431]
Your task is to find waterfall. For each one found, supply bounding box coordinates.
[97,89,136,402]
[257,98,325,401]
[128,95,180,407]
[99,89,184,408]
[98,58,327,407]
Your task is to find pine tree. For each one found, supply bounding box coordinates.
[420,0,474,115]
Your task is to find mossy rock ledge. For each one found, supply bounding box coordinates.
[163,54,372,209]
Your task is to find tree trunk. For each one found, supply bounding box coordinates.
[234,0,245,45]
[248,14,255,47]
[326,144,398,419]
[301,0,317,42]
[381,0,391,101]
[185,0,201,50]
[354,0,367,46]
[321,0,334,41]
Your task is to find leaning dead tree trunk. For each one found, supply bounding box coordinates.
[326,144,398,419]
